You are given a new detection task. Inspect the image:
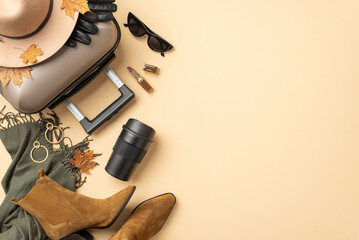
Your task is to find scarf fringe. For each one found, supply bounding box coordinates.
[0,106,37,131]
[0,106,98,188]
[62,136,94,188]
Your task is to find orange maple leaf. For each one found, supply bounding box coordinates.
[61,0,90,19]
[19,44,43,64]
[69,149,98,174]
[0,67,32,87]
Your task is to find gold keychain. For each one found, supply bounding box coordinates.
[44,123,64,144]
[30,139,49,164]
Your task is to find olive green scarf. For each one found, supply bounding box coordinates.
[0,109,90,240]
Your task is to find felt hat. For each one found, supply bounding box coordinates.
[0,0,80,68]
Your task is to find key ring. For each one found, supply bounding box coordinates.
[30,140,49,164]
[45,123,64,144]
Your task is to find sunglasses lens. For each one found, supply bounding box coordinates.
[128,18,146,37]
[148,35,171,52]
[148,35,162,50]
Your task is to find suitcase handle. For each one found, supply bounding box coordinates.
[64,66,135,134]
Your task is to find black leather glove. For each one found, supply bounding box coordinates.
[88,0,117,22]
[66,12,98,47]
[65,0,117,47]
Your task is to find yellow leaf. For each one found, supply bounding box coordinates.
[61,0,90,19]
[69,149,98,174]
[19,44,43,64]
[0,67,32,87]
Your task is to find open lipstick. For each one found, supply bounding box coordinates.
[127,67,153,92]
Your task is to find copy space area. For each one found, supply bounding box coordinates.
[1,0,359,239]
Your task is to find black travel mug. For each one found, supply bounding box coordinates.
[105,119,155,181]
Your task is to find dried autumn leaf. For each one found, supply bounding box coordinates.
[19,44,43,64]
[61,0,90,18]
[69,149,98,174]
[0,67,32,87]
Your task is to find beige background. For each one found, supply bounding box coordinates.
[1,0,359,239]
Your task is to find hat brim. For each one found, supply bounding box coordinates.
[0,0,79,68]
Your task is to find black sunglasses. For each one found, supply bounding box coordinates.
[124,12,173,57]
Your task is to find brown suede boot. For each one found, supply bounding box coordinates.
[109,193,176,240]
[12,168,136,240]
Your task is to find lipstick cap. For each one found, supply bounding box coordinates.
[143,64,159,74]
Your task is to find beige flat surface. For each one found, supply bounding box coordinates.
[1,0,359,239]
